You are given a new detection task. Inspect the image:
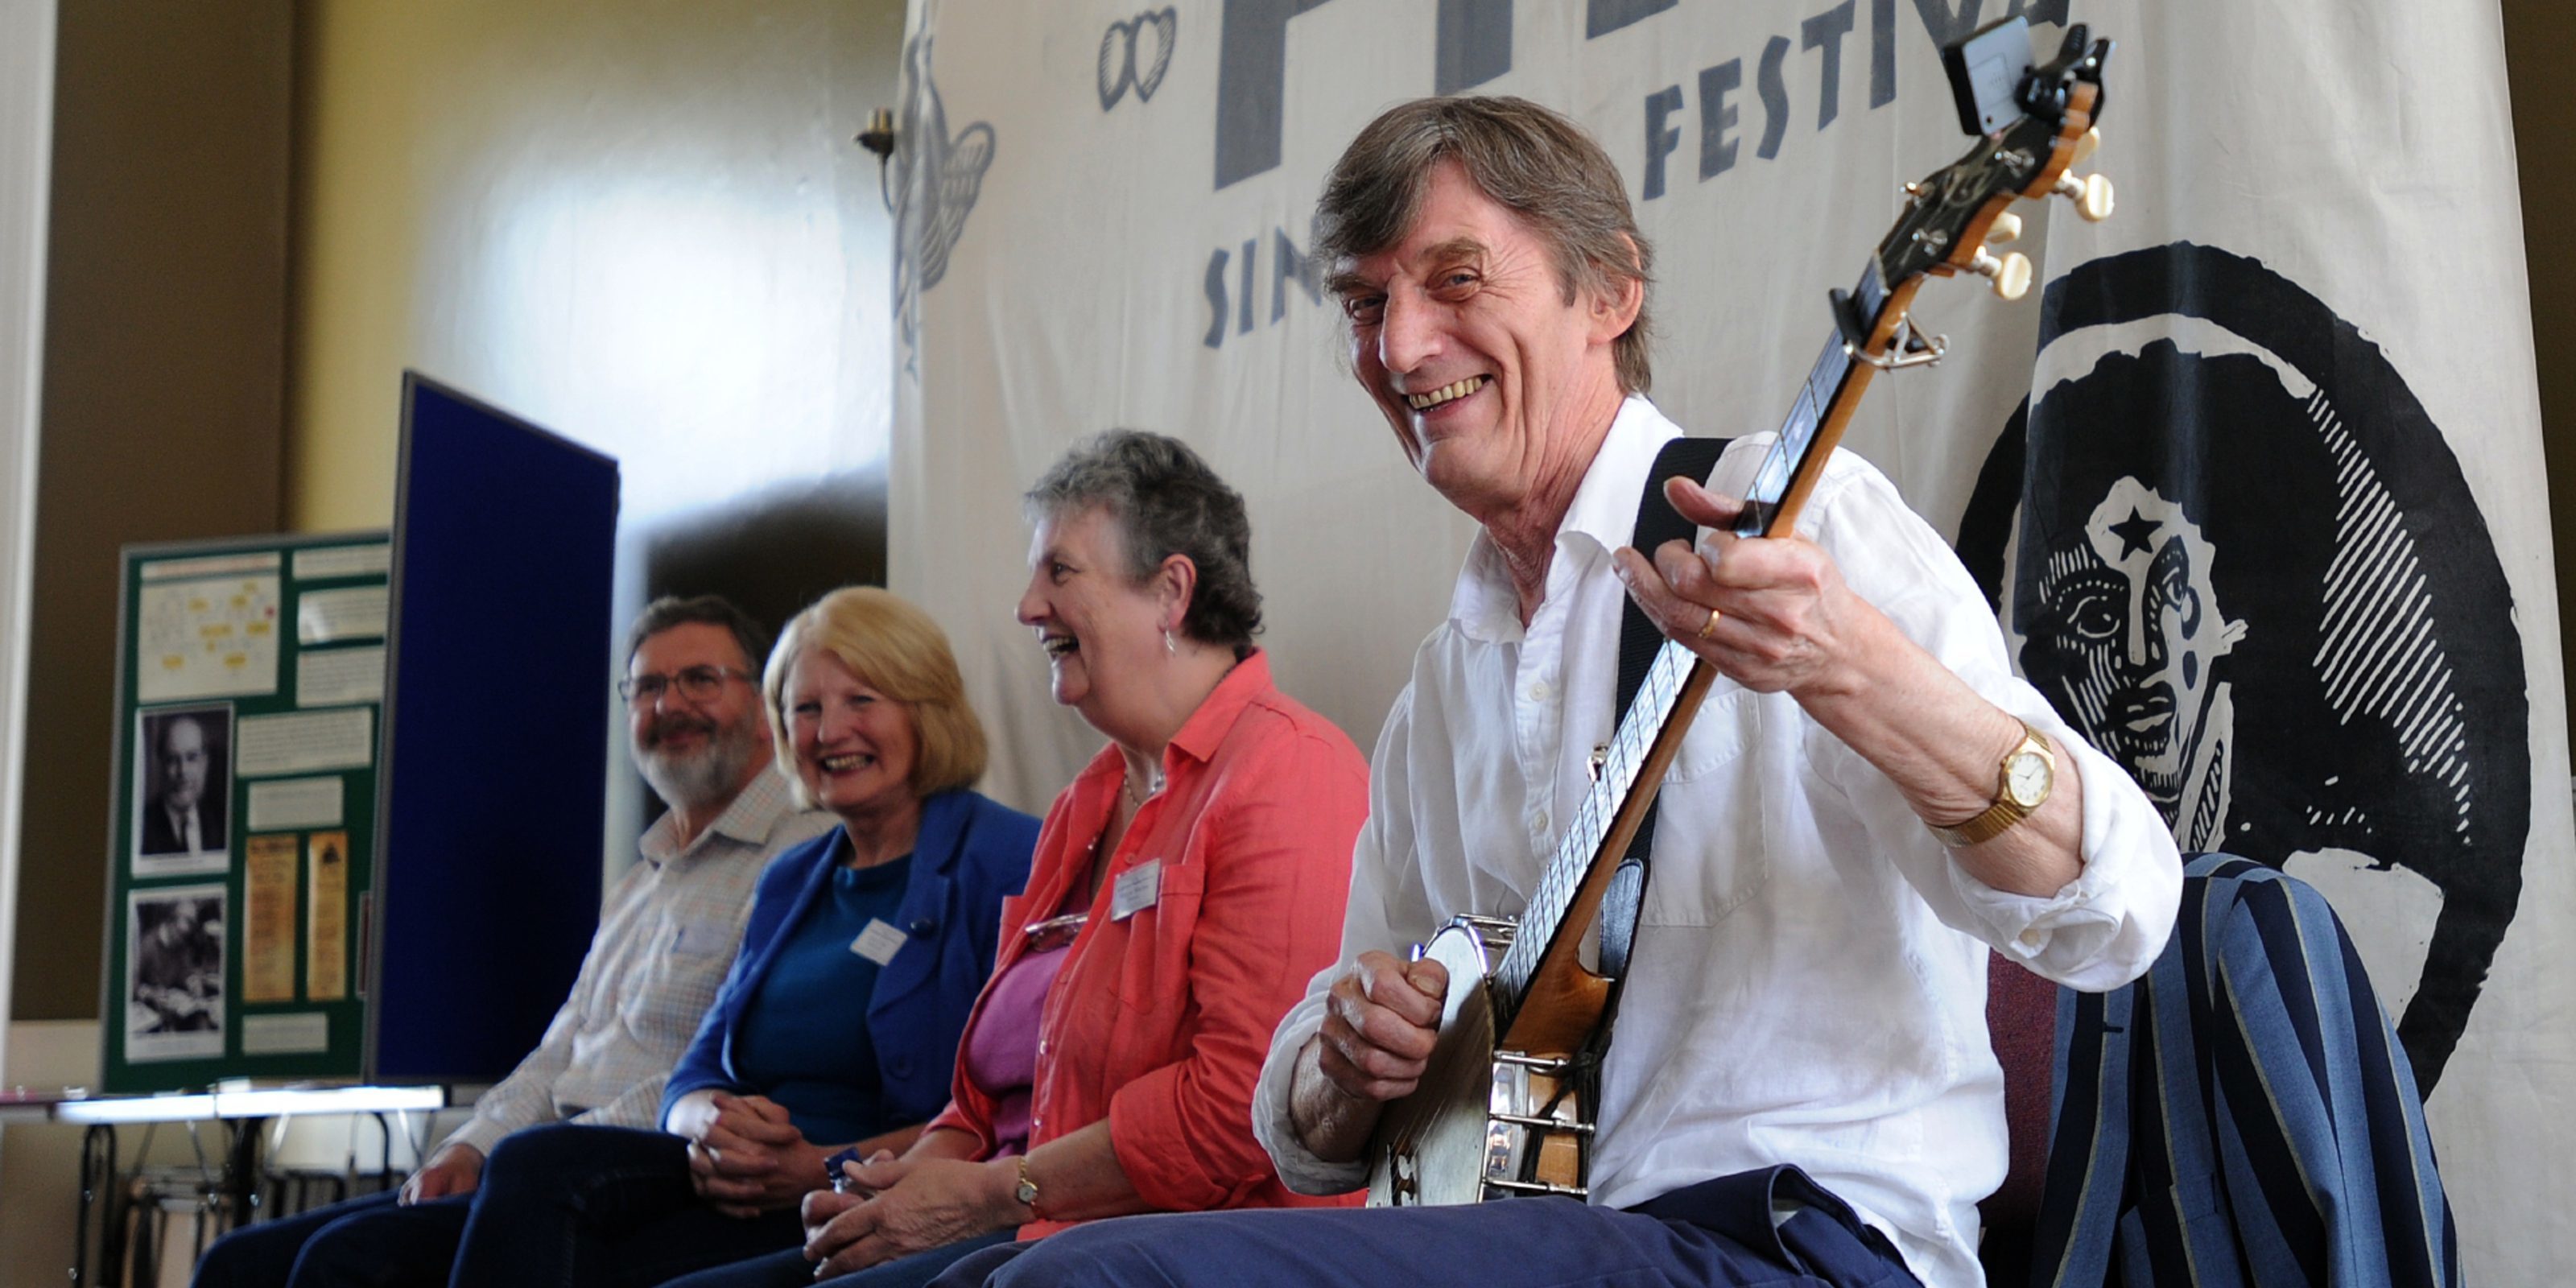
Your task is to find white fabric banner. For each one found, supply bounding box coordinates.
[890,1,2564,1278]
[1996,4,2570,1280]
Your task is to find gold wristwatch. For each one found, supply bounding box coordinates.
[1930,719,2054,847]
[1014,1156,1041,1216]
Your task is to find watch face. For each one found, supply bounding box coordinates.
[2005,750,2053,807]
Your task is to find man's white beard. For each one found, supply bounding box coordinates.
[638,724,758,815]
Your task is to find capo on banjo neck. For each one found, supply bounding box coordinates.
[1831,286,1946,373]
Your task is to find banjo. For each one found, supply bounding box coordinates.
[1365,15,2119,1208]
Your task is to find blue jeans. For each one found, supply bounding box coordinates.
[446,1125,803,1288]
[192,1188,471,1288]
[658,1228,1015,1288]
[927,1167,1919,1288]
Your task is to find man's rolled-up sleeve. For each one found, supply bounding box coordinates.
[1807,457,2182,994]
[1250,984,1364,1195]
[1941,704,2182,993]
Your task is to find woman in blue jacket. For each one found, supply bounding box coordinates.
[450,588,1036,1288]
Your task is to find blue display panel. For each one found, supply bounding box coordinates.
[370,374,619,1083]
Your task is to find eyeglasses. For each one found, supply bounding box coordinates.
[617,666,754,707]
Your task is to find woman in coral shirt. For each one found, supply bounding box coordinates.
[663,431,1369,1288]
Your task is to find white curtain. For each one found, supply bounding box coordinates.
[890,2,2565,1276]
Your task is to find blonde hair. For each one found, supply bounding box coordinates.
[764,587,988,802]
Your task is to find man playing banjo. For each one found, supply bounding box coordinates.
[940,95,2178,1288]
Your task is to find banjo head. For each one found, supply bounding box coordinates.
[1366,921,1504,1207]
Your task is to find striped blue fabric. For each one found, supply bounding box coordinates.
[2024,853,2458,1287]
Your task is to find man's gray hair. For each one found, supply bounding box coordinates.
[1315,95,1654,394]
[1024,431,1263,652]
[625,594,770,673]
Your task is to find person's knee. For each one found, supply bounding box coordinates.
[480,1122,597,1179]
[282,1224,386,1288]
[191,1222,278,1288]
[975,1224,1161,1288]
[278,1202,460,1288]
[193,1200,369,1288]
[475,1123,642,1207]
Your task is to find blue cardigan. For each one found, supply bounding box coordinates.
[660,788,1038,1137]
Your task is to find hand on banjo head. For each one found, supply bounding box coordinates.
[1317,950,1449,1104]
[1612,476,1867,698]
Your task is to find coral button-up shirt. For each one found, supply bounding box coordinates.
[930,650,1370,1236]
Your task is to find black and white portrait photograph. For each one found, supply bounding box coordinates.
[133,703,233,877]
[126,886,225,1061]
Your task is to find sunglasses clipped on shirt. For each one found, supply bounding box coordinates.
[1021,911,1089,953]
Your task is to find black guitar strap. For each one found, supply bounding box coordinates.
[1596,433,1730,983]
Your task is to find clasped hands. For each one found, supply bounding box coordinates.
[797,1151,1021,1278]
[672,1090,829,1218]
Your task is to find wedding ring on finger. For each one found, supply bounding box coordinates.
[1697,606,1723,640]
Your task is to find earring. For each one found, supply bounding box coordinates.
[1163,629,1177,656]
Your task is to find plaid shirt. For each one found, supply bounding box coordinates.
[444,768,835,1156]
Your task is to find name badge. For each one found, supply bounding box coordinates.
[1110,860,1162,921]
[849,918,907,966]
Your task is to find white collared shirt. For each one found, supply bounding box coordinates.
[444,767,836,1155]
[1253,397,2180,1286]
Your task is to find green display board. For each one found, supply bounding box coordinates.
[101,532,390,1092]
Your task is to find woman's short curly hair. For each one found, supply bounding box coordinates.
[1024,431,1263,653]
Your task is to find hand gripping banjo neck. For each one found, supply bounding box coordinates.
[1365,15,2117,1208]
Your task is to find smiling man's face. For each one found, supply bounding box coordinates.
[1331,161,1633,522]
[625,621,766,812]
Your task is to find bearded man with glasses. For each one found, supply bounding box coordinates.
[195,595,836,1288]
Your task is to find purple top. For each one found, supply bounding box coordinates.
[961,939,1072,1156]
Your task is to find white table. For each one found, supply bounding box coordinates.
[35,1084,460,1286]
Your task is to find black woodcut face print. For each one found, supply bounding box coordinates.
[2021,477,2246,837]
[1956,242,2529,1090]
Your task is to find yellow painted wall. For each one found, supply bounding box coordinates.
[287,0,906,535]
[284,0,421,533]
